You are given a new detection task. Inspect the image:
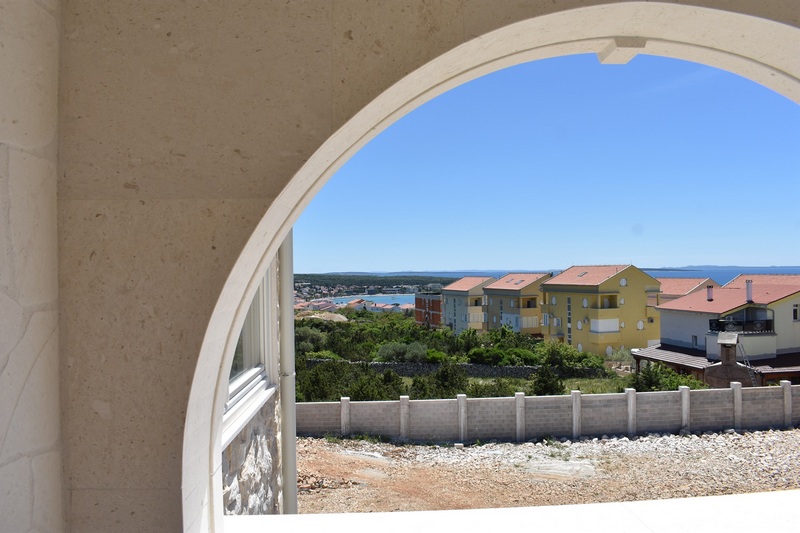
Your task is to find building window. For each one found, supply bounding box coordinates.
[794,304,799,321]
[224,259,280,448]
[692,335,698,347]
[551,296,556,305]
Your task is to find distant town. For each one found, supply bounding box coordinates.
[294,265,800,388]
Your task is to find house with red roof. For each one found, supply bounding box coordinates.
[484,273,552,335]
[540,265,661,356]
[651,277,719,306]
[634,278,800,386]
[442,276,496,334]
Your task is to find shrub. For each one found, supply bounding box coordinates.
[625,362,707,391]
[531,365,564,396]
[467,378,519,398]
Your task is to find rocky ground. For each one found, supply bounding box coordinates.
[297,428,800,514]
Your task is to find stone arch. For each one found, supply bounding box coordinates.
[183,2,800,530]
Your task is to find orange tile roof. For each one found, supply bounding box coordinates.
[485,273,550,291]
[724,274,800,288]
[657,284,800,314]
[442,276,494,292]
[542,265,632,287]
[656,277,716,296]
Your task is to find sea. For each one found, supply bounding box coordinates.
[328,266,800,306]
[640,266,800,286]
[332,294,416,306]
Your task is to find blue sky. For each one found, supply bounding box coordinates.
[294,54,800,273]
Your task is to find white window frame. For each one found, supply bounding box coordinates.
[222,260,280,448]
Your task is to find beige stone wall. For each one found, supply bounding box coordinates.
[0,1,64,532]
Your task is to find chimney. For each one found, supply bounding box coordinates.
[707,285,714,301]
[746,279,753,303]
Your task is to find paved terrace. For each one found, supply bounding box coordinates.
[228,490,800,532]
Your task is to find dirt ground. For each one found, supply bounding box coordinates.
[296,430,800,514]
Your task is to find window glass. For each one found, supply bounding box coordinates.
[229,334,245,380]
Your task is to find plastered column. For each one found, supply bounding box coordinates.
[515,392,525,442]
[731,382,743,432]
[457,394,467,442]
[781,381,792,428]
[571,390,582,440]
[625,388,637,437]
[340,397,351,437]
[680,386,691,433]
[0,1,64,532]
[400,396,410,441]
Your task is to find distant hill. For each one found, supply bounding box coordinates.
[297,266,800,288]
[294,273,457,288]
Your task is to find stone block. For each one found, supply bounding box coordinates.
[0,457,32,532]
[0,0,59,148]
[8,148,58,307]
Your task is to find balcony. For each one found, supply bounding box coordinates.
[709,319,774,333]
[587,331,621,344]
[587,307,619,320]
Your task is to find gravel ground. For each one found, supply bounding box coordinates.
[297,428,800,514]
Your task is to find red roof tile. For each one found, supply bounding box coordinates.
[657,284,800,314]
[724,274,800,288]
[442,276,494,292]
[543,265,632,287]
[656,277,717,297]
[485,273,550,291]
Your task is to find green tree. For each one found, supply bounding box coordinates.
[408,360,468,399]
[626,362,707,391]
[531,365,564,396]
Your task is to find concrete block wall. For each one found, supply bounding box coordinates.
[690,389,734,433]
[351,401,400,436]
[525,396,573,439]
[793,386,800,425]
[740,387,785,430]
[296,402,340,435]
[581,393,628,437]
[637,391,682,434]
[409,399,459,441]
[296,384,799,444]
[467,397,515,441]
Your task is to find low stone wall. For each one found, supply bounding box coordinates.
[222,393,282,515]
[296,382,799,443]
[305,359,604,379]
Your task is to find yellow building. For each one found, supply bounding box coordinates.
[484,273,552,335]
[540,265,661,356]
